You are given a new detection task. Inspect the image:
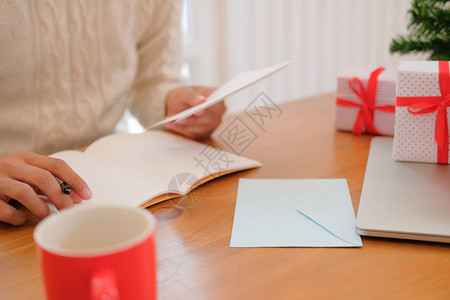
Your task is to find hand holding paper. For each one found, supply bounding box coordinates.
[148,61,290,129]
[164,86,226,139]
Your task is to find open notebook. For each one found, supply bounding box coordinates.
[50,131,261,208]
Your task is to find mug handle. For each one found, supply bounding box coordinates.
[90,269,119,300]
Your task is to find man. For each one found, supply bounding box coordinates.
[0,0,225,225]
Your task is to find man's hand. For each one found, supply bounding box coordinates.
[0,151,92,225]
[165,86,226,139]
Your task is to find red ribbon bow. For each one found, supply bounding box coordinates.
[336,67,395,135]
[396,61,450,164]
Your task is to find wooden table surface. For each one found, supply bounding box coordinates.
[1,93,449,300]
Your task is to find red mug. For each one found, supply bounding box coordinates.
[33,205,157,300]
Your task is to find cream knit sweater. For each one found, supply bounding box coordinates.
[0,0,184,155]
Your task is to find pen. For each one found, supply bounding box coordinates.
[55,177,72,195]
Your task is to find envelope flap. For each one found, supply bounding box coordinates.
[295,179,362,246]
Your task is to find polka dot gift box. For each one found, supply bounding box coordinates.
[393,61,450,164]
[335,66,396,136]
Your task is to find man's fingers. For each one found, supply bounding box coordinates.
[165,86,225,139]
[69,192,84,203]
[0,200,26,226]
[169,123,214,139]
[176,104,225,127]
[189,95,206,107]
[176,101,225,126]
[7,164,74,211]
[0,195,10,202]
[0,178,49,219]
[170,109,223,139]
[175,114,215,127]
[194,109,206,117]
[172,89,205,108]
[193,101,226,120]
[21,151,92,200]
[191,86,216,97]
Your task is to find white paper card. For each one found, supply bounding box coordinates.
[148,61,290,129]
[230,179,362,247]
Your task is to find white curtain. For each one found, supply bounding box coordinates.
[184,0,425,113]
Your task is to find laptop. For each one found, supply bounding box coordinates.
[356,137,450,243]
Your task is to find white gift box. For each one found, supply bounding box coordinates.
[393,60,450,164]
[334,66,396,135]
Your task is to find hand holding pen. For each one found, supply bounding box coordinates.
[54,176,73,195]
[0,151,92,226]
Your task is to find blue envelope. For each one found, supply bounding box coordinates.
[230,179,362,247]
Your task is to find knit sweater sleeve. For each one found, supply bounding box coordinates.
[130,0,185,127]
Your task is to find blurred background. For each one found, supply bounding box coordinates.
[121,0,425,132]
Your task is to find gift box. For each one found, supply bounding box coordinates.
[393,61,450,164]
[334,66,396,135]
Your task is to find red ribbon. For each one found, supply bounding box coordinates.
[396,61,450,164]
[336,67,395,135]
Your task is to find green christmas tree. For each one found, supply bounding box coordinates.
[390,0,450,61]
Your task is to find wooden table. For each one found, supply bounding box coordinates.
[1,93,449,299]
